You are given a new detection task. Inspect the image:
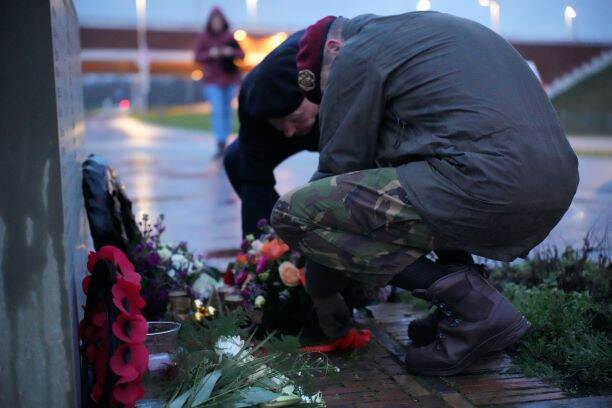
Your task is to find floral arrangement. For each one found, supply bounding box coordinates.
[131,215,222,321]
[79,246,148,407]
[222,220,318,337]
[222,220,390,341]
[166,312,332,407]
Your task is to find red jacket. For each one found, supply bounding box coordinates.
[194,10,244,86]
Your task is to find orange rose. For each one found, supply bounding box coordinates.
[235,253,248,265]
[260,239,289,261]
[278,261,301,287]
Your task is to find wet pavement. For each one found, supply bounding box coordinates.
[84,115,612,257]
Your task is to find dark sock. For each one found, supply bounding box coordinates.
[305,261,352,339]
[389,256,453,291]
[435,250,473,265]
[312,294,352,339]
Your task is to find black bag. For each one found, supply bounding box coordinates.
[219,38,241,74]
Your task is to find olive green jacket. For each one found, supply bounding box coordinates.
[314,12,578,261]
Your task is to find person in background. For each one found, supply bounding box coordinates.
[195,6,244,158]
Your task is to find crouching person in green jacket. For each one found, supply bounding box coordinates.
[271,12,578,375]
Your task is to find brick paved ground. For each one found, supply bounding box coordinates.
[315,303,611,408]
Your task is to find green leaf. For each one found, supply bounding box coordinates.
[262,394,302,407]
[191,370,222,406]
[167,390,190,408]
[234,387,282,407]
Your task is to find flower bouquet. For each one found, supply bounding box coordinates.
[131,215,223,321]
[222,220,389,343]
[221,220,317,338]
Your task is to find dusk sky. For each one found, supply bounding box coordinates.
[74,0,612,42]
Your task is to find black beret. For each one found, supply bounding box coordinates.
[239,30,305,119]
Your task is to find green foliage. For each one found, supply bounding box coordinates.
[167,314,332,407]
[504,283,611,394]
[492,237,611,395]
[490,236,611,303]
[178,309,249,353]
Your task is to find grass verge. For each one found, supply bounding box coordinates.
[132,109,239,134]
[490,237,611,395]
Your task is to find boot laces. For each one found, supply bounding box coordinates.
[431,297,462,350]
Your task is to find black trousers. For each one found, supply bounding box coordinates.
[223,137,317,237]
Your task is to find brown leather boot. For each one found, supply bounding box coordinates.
[407,265,490,346]
[404,265,530,376]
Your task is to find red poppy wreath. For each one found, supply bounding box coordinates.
[79,246,148,407]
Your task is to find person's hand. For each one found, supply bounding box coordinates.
[220,46,234,56]
[208,47,220,58]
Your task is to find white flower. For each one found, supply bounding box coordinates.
[301,391,323,404]
[192,273,218,299]
[215,335,244,358]
[171,254,188,270]
[186,262,196,275]
[249,239,264,255]
[167,269,177,279]
[157,246,172,262]
[254,295,266,308]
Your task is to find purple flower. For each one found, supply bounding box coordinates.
[240,239,250,253]
[257,218,268,230]
[235,269,249,286]
[256,257,267,274]
[241,287,251,298]
[145,251,161,268]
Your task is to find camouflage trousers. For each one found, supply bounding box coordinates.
[271,167,435,287]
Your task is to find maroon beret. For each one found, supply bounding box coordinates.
[296,16,336,104]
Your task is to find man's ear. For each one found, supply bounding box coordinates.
[326,39,341,54]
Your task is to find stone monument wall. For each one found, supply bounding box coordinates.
[0,0,87,406]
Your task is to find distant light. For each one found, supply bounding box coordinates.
[246,0,257,20]
[119,99,131,111]
[564,5,577,40]
[234,29,247,42]
[416,0,431,11]
[478,0,490,6]
[489,0,500,32]
[191,69,203,81]
[270,32,288,47]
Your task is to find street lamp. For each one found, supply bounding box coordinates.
[246,0,258,21]
[564,6,577,40]
[135,0,150,113]
[490,1,500,32]
[478,0,500,32]
[416,0,431,11]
